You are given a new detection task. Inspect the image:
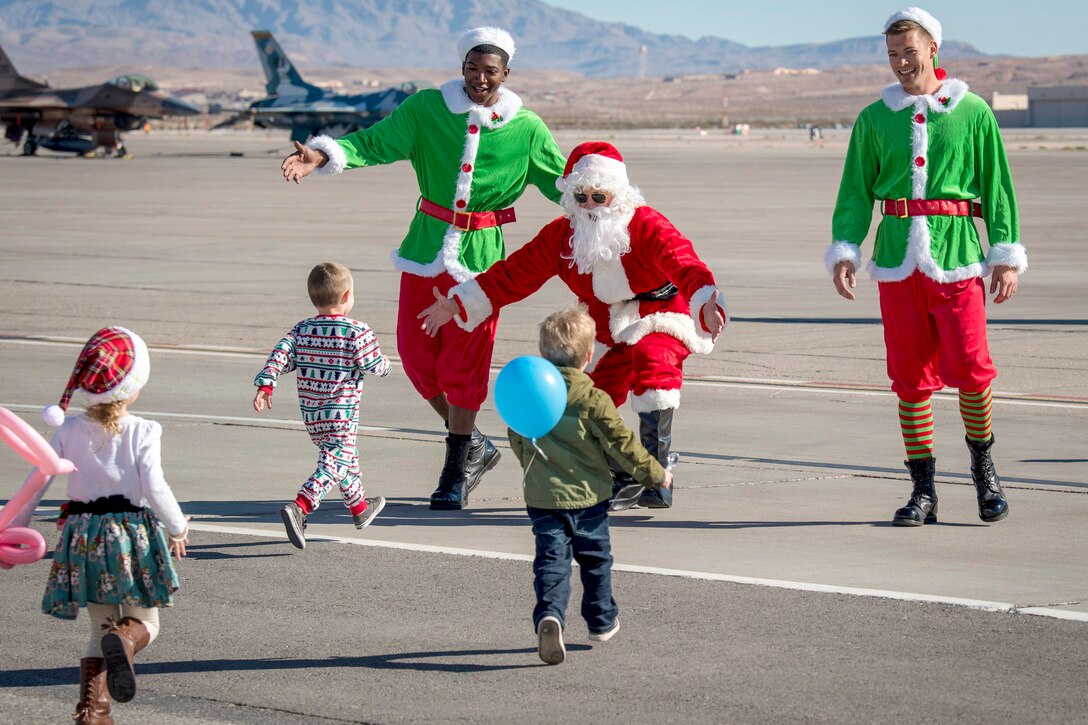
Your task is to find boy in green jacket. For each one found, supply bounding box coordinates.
[508,309,672,665]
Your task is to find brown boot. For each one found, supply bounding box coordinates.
[100,617,150,703]
[73,657,113,725]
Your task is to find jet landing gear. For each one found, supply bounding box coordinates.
[22,139,37,156]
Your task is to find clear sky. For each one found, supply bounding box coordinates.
[540,0,1088,57]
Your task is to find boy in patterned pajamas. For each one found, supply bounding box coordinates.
[253,262,391,549]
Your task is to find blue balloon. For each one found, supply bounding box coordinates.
[494,356,568,439]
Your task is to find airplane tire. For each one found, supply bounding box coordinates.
[22,140,37,156]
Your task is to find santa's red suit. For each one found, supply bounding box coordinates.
[450,204,724,411]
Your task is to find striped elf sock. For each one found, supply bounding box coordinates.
[959,387,993,443]
[899,397,935,460]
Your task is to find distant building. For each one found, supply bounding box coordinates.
[1027,86,1088,127]
[991,92,1028,128]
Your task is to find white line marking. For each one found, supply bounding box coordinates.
[2,337,1084,410]
[186,521,1088,623]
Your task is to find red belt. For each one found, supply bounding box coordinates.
[882,198,983,218]
[418,197,517,231]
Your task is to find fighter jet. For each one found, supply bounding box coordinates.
[0,42,200,156]
[217,30,425,143]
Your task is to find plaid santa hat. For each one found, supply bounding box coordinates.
[42,326,150,426]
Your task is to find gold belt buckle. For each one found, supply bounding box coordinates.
[894,197,909,218]
[452,211,472,231]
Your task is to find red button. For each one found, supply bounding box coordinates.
[914,113,926,123]
[915,156,926,167]
[462,163,472,172]
[468,125,479,134]
[455,199,467,208]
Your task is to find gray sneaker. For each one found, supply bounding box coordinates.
[537,615,565,665]
[352,496,386,528]
[280,502,307,550]
[589,618,620,642]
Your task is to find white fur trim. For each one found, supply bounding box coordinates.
[867,216,985,283]
[911,100,928,199]
[457,26,516,63]
[824,242,863,276]
[609,303,715,355]
[689,285,727,345]
[439,79,522,127]
[590,255,636,304]
[985,243,1028,274]
[631,388,681,413]
[884,7,943,48]
[449,279,493,331]
[307,134,346,175]
[558,155,629,192]
[82,326,150,406]
[881,78,969,114]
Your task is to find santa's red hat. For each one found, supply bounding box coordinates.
[42,326,150,427]
[556,141,630,192]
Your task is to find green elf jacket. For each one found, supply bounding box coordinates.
[509,367,667,510]
[308,79,566,283]
[826,78,1028,283]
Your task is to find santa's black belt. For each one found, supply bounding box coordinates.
[65,495,142,515]
[631,282,678,302]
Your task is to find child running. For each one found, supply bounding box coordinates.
[507,309,672,664]
[12,326,189,722]
[253,262,391,549]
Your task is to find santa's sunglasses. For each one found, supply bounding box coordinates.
[574,192,608,204]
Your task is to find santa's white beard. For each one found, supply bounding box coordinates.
[566,204,631,275]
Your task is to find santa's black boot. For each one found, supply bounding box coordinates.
[892,457,938,526]
[637,409,674,509]
[429,434,472,510]
[967,435,1009,523]
[464,426,501,498]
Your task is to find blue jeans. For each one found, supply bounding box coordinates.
[527,501,618,634]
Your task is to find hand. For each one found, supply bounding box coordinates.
[833,261,857,301]
[417,286,458,337]
[169,526,189,559]
[253,389,271,412]
[700,289,726,338]
[281,141,327,184]
[660,470,673,489]
[989,265,1018,304]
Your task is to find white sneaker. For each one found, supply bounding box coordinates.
[537,615,565,664]
[589,618,620,642]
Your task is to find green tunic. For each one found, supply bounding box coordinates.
[309,80,565,282]
[828,78,1027,283]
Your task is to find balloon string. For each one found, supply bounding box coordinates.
[520,438,550,492]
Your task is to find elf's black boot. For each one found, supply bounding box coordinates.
[464,426,501,496]
[637,408,674,509]
[430,434,472,510]
[892,457,938,526]
[967,435,1009,523]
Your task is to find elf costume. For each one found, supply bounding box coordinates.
[825,7,1026,526]
[306,26,566,510]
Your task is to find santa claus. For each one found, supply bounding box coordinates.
[420,141,727,507]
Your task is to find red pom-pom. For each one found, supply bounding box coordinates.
[935,67,948,81]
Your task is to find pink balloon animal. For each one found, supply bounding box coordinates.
[0,407,76,569]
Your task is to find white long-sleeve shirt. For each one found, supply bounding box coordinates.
[17,414,187,536]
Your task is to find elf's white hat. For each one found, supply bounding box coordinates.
[457,27,516,63]
[555,141,630,193]
[42,326,150,427]
[884,7,942,48]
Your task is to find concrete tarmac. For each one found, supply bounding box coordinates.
[1,129,1086,723]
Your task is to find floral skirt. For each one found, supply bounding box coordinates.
[42,509,179,620]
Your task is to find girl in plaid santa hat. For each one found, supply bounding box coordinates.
[12,326,189,723]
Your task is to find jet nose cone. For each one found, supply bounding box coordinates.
[163,96,201,116]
